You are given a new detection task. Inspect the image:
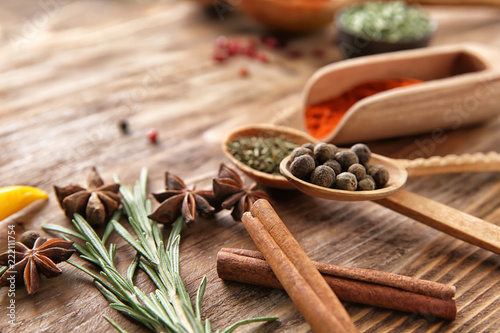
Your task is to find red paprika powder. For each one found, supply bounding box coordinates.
[305,78,423,139]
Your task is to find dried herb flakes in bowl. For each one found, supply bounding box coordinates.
[227,137,298,175]
[339,1,434,43]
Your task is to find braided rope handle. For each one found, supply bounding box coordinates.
[400,152,500,177]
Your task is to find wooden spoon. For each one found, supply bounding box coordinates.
[280,152,500,255]
[280,151,500,201]
[222,124,317,189]
[223,124,500,254]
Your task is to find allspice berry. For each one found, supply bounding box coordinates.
[323,159,341,175]
[314,143,337,164]
[351,143,371,165]
[290,147,313,162]
[336,172,358,191]
[290,154,315,180]
[357,178,375,191]
[302,142,315,151]
[310,165,336,188]
[335,150,359,171]
[347,163,366,181]
[368,165,390,188]
[19,230,41,248]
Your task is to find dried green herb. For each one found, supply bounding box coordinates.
[227,137,298,175]
[340,1,434,43]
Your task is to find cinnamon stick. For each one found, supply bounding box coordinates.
[242,199,359,333]
[217,248,457,321]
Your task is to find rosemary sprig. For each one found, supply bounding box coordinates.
[44,168,277,332]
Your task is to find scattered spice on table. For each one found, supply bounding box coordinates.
[148,172,216,225]
[54,167,121,227]
[289,142,389,190]
[239,66,249,77]
[44,169,277,332]
[0,237,75,294]
[146,128,158,144]
[213,36,271,64]
[211,163,270,221]
[227,136,298,175]
[19,230,41,248]
[305,78,423,139]
[148,164,271,224]
[118,119,129,135]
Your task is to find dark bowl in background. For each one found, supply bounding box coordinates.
[335,11,437,59]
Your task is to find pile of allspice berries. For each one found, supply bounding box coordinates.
[288,142,389,191]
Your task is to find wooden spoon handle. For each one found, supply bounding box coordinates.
[338,0,500,7]
[398,152,500,177]
[376,190,500,255]
[416,0,500,5]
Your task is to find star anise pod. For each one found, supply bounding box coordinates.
[0,237,75,295]
[212,164,270,221]
[148,172,216,225]
[54,167,121,227]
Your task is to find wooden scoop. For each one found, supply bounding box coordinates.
[286,43,500,144]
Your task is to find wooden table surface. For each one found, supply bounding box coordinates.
[1,1,500,332]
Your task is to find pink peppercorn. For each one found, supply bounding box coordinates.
[147,129,158,144]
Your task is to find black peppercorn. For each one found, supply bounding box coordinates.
[290,147,313,162]
[351,143,371,165]
[368,165,389,188]
[323,159,341,175]
[357,178,375,191]
[313,143,337,164]
[310,165,336,188]
[335,150,359,171]
[347,163,366,181]
[336,172,357,191]
[119,119,129,135]
[290,155,315,180]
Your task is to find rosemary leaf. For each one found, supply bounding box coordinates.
[103,316,130,333]
[0,266,7,277]
[111,219,152,262]
[109,243,117,263]
[102,211,120,244]
[139,260,169,296]
[74,214,113,266]
[126,253,141,286]
[221,316,279,333]
[95,281,122,305]
[109,303,157,330]
[80,255,100,266]
[66,260,112,291]
[42,224,87,241]
[195,276,207,321]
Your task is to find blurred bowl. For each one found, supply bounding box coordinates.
[335,7,437,58]
[238,0,341,33]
